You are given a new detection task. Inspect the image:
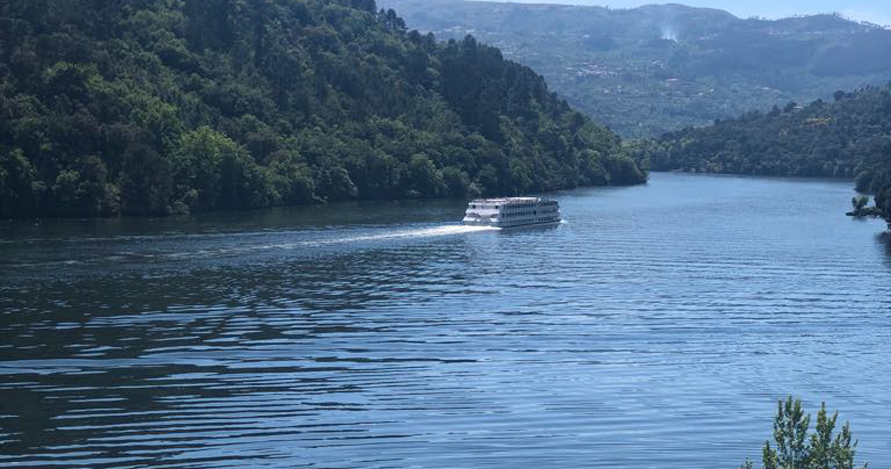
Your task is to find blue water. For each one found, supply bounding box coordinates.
[1,172,890,468]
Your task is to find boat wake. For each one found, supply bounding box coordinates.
[159,224,499,259]
[302,224,499,247]
[3,225,500,272]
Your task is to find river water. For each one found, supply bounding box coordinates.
[1,172,890,468]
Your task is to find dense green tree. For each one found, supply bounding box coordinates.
[605,155,646,185]
[851,195,869,212]
[317,165,359,202]
[0,148,42,217]
[267,150,316,205]
[46,155,120,217]
[441,166,471,197]
[406,153,444,197]
[741,397,865,469]
[118,144,174,216]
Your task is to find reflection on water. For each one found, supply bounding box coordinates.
[1,173,891,469]
[879,231,891,267]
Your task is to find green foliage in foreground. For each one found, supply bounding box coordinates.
[0,0,645,219]
[741,397,867,469]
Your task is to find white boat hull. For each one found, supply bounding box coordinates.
[463,219,561,229]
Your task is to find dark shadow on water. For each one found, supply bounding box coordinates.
[650,170,854,185]
[878,231,891,267]
[496,222,562,236]
[0,198,473,240]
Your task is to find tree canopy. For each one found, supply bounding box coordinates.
[740,397,866,469]
[0,0,646,219]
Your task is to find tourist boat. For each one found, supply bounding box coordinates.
[462,197,561,228]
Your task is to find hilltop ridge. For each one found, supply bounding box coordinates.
[381,0,891,137]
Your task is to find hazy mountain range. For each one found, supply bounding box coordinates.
[381,0,891,137]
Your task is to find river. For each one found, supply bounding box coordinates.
[1,172,890,468]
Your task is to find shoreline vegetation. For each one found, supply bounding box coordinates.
[0,0,645,220]
[847,195,887,223]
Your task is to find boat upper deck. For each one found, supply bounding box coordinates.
[468,197,556,210]
[471,197,540,204]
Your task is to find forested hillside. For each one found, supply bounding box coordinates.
[0,0,645,219]
[381,0,891,138]
[634,84,891,223]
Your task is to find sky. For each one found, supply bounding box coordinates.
[465,0,891,26]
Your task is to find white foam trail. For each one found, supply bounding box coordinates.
[6,225,500,269]
[301,224,499,247]
[150,224,498,260]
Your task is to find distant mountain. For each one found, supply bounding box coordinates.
[636,85,891,178]
[380,0,891,137]
[633,84,891,222]
[0,0,645,219]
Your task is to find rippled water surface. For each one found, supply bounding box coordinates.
[2,173,891,468]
